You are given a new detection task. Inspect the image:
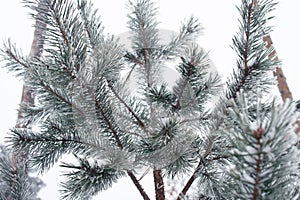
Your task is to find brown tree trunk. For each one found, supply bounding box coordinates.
[262,35,300,133]
[273,67,293,101]
[153,169,165,200]
[263,35,293,101]
[9,1,47,196]
[15,1,46,128]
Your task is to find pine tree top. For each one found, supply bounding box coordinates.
[1,0,299,199]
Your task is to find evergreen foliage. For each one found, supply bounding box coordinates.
[1,0,299,199]
[0,144,44,200]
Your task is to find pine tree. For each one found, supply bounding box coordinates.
[1,0,299,199]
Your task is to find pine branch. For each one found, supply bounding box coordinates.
[0,156,32,200]
[47,0,71,53]
[94,96,124,149]
[176,137,214,200]
[60,155,126,200]
[2,44,80,121]
[226,0,277,101]
[107,80,146,130]
[89,80,151,199]
[77,0,104,48]
[160,16,202,60]
[1,40,30,77]
[173,44,214,112]
[127,0,159,87]
[174,57,194,109]
[127,0,159,50]
[29,0,88,77]
[223,93,300,199]
[94,89,151,200]
[7,127,86,173]
[39,80,81,114]
[243,1,255,72]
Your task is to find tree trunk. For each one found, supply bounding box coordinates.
[9,2,47,199]
[263,35,293,101]
[15,1,46,128]
[262,35,300,133]
[153,169,165,200]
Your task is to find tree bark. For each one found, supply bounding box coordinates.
[9,2,47,198]
[153,169,165,200]
[263,35,293,101]
[15,1,46,128]
[13,0,46,150]
[127,171,151,200]
[262,35,300,133]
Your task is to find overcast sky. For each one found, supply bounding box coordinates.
[0,0,300,199]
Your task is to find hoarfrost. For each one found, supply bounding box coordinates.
[244,155,256,164]
[249,121,258,131]
[242,171,254,184]
[245,145,257,154]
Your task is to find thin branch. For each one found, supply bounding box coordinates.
[48,2,70,50]
[47,1,81,73]
[5,49,30,70]
[127,171,151,200]
[176,161,202,200]
[176,138,214,200]
[243,1,255,72]
[252,128,263,200]
[176,153,227,200]
[107,80,146,130]
[17,136,86,146]
[94,97,123,149]
[60,63,76,79]
[229,2,256,100]
[93,90,151,200]
[39,81,82,115]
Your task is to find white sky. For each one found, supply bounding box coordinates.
[0,0,300,199]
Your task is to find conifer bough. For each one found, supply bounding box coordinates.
[1,0,300,199]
